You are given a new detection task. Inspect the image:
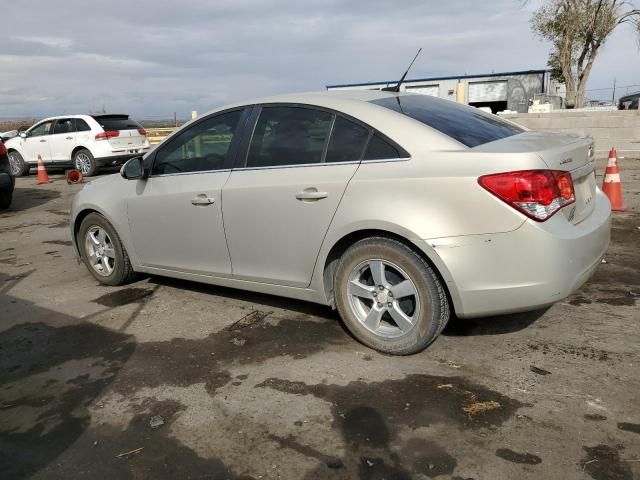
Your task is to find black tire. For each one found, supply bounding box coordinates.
[334,237,450,355]
[73,149,99,177]
[78,213,136,285]
[0,191,11,210]
[8,151,29,176]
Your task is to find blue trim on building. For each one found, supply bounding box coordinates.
[326,69,549,89]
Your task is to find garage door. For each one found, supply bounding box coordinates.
[468,81,507,102]
[405,85,439,96]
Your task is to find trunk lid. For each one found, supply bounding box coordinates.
[475,131,597,224]
[92,115,146,151]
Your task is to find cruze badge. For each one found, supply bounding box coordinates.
[560,158,573,165]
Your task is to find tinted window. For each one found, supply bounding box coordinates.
[93,116,142,131]
[28,121,54,137]
[74,119,91,131]
[326,116,369,163]
[246,107,332,168]
[153,109,243,175]
[364,133,401,160]
[53,118,74,134]
[370,95,524,148]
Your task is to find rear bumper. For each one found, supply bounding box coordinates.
[426,189,611,318]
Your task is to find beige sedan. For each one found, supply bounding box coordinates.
[70,91,610,354]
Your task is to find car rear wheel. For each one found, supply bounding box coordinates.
[0,191,11,210]
[78,213,136,285]
[334,237,450,355]
[74,149,98,177]
[8,151,28,176]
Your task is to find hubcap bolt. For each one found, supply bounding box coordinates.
[387,302,392,307]
[379,285,384,290]
[388,292,393,297]
[377,302,383,308]
[373,291,377,297]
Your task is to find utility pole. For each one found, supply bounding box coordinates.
[611,77,616,105]
[173,112,177,127]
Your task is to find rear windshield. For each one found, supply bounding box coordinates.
[369,95,524,148]
[92,116,142,131]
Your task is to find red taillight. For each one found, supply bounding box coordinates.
[478,170,575,221]
[95,130,120,141]
[0,141,6,156]
[137,128,146,136]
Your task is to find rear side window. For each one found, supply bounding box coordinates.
[53,119,74,134]
[370,95,523,148]
[93,116,142,131]
[325,117,369,163]
[74,119,91,131]
[246,107,332,168]
[364,133,401,160]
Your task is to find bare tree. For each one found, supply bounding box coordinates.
[531,0,640,108]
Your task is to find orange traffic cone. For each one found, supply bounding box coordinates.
[602,148,625,211]
[36,155,51,185]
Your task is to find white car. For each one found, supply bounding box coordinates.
[5,114,150,177]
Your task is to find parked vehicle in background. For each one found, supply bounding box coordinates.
[71,91,611,355]
[5,114,150,177]
[0,139,15,209]
[618,92,639,110]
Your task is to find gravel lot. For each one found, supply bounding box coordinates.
[1,158,638,480]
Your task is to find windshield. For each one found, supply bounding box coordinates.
[369,95,524,148]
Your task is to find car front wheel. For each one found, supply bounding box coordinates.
[8,151,29,176]
[78,213,136,285]
[334,237,450,355]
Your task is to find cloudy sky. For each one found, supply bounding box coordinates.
[1,0,638,118]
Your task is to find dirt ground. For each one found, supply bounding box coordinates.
[0,158,638,480]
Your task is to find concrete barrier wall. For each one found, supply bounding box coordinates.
[502,110,640,158]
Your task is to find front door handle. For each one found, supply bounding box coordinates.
[39,139,47,143]
[296,188,328,201]
[65,136,73,140]
[191,194,215,206]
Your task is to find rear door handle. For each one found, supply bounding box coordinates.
[296,188,328,201]
[191,194,215,206]
[65,136,73,140]
[39,139,47,143]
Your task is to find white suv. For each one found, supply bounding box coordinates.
[5,114,151,177]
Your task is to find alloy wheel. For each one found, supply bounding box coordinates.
[75,153,92,175]
[84,226,115,276]
[346,259,420,338]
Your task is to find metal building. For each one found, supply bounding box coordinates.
[326,69,565,113]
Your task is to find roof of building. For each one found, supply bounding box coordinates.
[326,69,550,89]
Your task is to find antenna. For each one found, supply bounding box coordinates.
[382,48,422,93]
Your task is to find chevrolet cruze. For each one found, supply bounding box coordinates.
[70,91,611,354]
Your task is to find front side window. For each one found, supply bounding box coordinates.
[370,95,524,148]
[325,116,369,163]
[28,121,54,137]
[152,109,243,175]
[246,106,332,168]
[53,119,74,135]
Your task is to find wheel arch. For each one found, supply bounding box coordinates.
[71,145,92,159]
[319,228,462,315]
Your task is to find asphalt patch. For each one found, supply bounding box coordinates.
[584,414,607,421]
[92,287,155,307]
[580,444,632,480]
[495,448,542,465]
[43,239,72,246]
[617,422,640,435]
[0,322,135,480]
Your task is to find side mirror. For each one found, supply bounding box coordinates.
[20,133,27,139]
[121,156,146,180]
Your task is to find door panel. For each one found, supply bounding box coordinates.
[49,118,76,161]
[127,172,232,274]
[223,163,358,287]
[23,121,54,162]
[126,108,246,275]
